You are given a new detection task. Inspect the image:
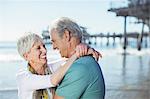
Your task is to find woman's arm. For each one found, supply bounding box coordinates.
[75,43,102,61]
[50,43,102,86]
[16,70,55,91]
[16,54,77,91]
[50,44,102,86]
[50,54,77,86]
[48,58,67,73]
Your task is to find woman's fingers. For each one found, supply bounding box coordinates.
[81,44,88,56]
[75,43,88,57]
[94,51,99,61]
[97,51,102,58]
[75,43,102,60]
[88,48,102,61]
[75,46,80,58]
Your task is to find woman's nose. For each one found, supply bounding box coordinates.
[41,46,47,53]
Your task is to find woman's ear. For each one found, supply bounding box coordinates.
[23,53,29,61]
[64,29,71,42]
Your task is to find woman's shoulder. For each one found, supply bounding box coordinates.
[16,68,31,80]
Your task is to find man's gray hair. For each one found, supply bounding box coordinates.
[50,17,82,40]
[17,33,43,58]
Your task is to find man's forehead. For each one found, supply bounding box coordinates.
[50,32,55,40]
[50,32,59,43]
[51,31,60,39]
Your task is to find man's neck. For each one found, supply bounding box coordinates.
[68,37,81,58]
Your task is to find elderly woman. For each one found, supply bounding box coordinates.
[16,33,101,99]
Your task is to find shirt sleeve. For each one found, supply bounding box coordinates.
[55,63,90,99]
[16,69,55,91]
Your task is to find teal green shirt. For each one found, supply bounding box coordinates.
[56,56,105,99]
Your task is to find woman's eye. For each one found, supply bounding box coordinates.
[43,45,46,48]
[37,47,40,49]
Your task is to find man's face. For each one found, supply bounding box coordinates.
[50,30,68,58]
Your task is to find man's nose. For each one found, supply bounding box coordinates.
[52,43,57,50]
[53,45,57,50]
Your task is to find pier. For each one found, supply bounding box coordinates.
[83,32,150,49]
[42,30,150,50]
[108,0,150,50]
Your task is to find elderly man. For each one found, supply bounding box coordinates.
[50,17,105,99]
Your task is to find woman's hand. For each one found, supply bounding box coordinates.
[75,43,102,61]
[87,48,102,61]
[75,43,88,58]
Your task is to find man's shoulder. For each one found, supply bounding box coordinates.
[73,55,97,67]
[67,56,97,74]
[74,55,95,63]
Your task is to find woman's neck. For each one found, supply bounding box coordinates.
[36,66,45,75]
[30,63,46,75]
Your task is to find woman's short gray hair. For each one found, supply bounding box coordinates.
[50,17,82,40]
[17,33,43,58]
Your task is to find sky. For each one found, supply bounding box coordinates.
[0,0,149,41]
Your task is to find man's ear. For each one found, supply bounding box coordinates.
[64,29,71,42]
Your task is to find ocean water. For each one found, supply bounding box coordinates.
[0,41,150,99]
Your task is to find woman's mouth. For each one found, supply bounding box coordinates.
[41,55,47,59]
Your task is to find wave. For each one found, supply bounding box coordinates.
[0,54,23,62]
[97,47,150,57]
[0,87,17,91]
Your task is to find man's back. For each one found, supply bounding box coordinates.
[55,56,105,99]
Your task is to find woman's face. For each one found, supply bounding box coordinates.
[25,41,47,66]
